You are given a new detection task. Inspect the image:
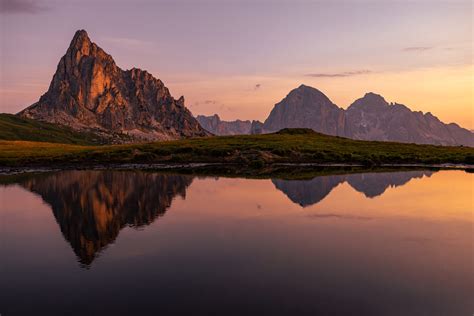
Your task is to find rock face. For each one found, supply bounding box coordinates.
[19,30,208,142]
[345,93,474,146]
[263,85,346,136]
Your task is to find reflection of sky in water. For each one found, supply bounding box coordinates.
[1,170,472,315]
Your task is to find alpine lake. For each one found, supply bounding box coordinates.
[1,167,472,315]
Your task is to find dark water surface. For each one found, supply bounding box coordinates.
[1,169,472,315]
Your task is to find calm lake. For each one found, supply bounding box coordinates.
[1,169,472,315]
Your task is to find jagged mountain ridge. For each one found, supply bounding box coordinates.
[345,92,473,146]
[263,85,473,146]
[196,114,264,136]
[200,85,473,146]
[19,30,208,142]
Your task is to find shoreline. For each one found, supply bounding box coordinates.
[1,162,472,176]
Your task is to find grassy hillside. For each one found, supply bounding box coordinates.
[0,114,104,145]
[0,128,472,168]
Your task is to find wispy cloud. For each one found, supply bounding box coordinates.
[0,0,48,14]
[305,70,372,78]
[307,213,373,220]
[403,46,433,52]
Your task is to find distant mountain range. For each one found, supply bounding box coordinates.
[199,85,473,146]
[196,114,263,136]
[18,30,208,142]
[12,30,473,146]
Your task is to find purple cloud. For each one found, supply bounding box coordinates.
[0,0,49,13]
[403,46,433,52]
[305,70,372,78]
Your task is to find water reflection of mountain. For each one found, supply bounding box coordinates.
[272,175,346,207]
[272,171,433,206]
[2,169,434,265]
[17,171,193,266]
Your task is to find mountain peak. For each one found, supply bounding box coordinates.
[296,84,323,93]
[263,84,345,135]
[290,84,330,101]
[297,84,311,89]
[69,29,92,50]
[362,92,386,103]
[19,29,208,142]
[72,29,89,41]
[348,92,388,111]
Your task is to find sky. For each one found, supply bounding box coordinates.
[0,0,472,128]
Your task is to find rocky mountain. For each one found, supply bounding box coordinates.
[345,93,474,146]
[196,114,253,135]
[262,85,473,146]
[249,120,266,134]
[263,85,346,136]
[196,114,267,136]
[18,30,208,142]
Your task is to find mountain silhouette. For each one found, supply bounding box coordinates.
[345,171,433,198]
[272,175,346,206]
[272,170,434,206]
[201,85,473,146]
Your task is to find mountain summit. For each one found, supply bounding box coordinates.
[19,30,208,142]
[263,85,346,136]
[345,92,473,146]
[257,85,473,146]
[202,84,472,146]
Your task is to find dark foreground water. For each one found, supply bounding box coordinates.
[0,169,472,315]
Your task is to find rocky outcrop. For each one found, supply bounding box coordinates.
[18,30,208,142]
